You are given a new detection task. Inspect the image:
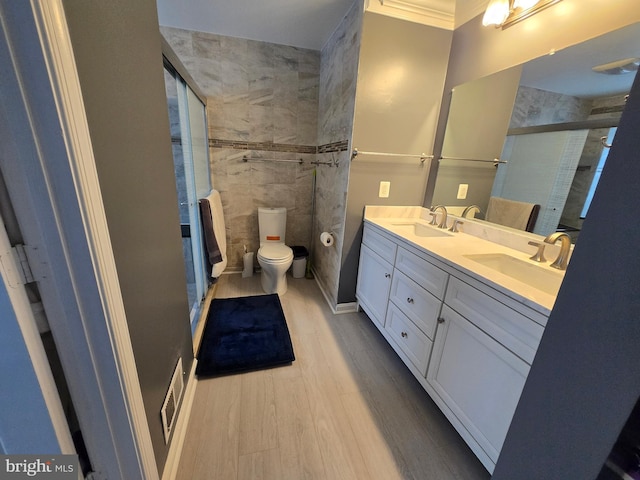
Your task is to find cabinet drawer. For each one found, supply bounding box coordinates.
[389,270,441,339]
[395,247,448,299]
[385,302,433,376]
[445,276,544,364]
[362,225,397,264]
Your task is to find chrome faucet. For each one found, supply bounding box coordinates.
[429,205,448,229]
[461,205,481,218]
[544,232,572,270]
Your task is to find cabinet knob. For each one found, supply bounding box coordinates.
[437,317,445,324]
[407,297,414,304]
[384,273,391,278]
[401,331,408,338]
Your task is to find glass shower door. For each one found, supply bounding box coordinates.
[164,63,211,333]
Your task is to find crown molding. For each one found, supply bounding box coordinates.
[455,0,488,28]
[365,0,455,30]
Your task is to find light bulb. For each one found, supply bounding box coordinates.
[482,0,510,27]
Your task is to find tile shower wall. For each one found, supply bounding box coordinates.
[509,85,591,128]
[161,27,321,269]
[313,1,363,309]
[560,93,627,232]
[507,87,627,238]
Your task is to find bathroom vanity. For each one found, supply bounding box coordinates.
[356,206,566,473]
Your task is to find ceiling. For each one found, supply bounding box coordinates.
[519,22,640,98]
[155,0,482,50]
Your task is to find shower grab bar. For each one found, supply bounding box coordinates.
[438,156,507,165]
[351,148,433,164]
[242,156,303,165]
[310,160,336,167]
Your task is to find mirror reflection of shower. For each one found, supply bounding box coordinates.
[580,127,616,218]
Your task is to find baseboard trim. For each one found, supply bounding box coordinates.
[161,358,198,480]
[311,267,359,315]
[311,266,337,313]
[335,302,359,314]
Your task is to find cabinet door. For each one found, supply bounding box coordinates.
[427,305,529,466]
[356,245,393,329]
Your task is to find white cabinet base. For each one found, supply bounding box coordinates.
[426,305,530,472]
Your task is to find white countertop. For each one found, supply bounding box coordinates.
[364,206,566,316]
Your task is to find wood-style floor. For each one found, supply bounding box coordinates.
[176,273,491,480]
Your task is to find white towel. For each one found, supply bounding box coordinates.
[205,189,227,278]
[485,196,536,231]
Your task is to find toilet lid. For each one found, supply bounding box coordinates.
[258,244,293,261]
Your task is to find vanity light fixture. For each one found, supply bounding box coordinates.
[482,0,562,29]
[482,0,510,27]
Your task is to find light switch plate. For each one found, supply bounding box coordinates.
[457,183,468,200]
[379,181,390,198]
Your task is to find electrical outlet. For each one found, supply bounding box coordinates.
[379,181,390,198]
[457,183,468,200]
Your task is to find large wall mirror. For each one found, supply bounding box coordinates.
[432,22,640,243]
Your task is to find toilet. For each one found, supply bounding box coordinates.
[257,207,294,295]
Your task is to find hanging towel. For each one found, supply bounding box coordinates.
[199,189,227,279]
[485,196,539,232]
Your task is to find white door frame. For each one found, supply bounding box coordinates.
[0,210,76,458]
[0,1,158,478]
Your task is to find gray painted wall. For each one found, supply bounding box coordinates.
[338,13,452,303]
[61,0,193,473]
[492,67,640,480]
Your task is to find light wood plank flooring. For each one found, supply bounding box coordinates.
[176,273,490,480]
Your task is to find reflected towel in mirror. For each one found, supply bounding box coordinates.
[485,196,539,232]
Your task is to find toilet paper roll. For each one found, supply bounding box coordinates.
[320,232,334,247]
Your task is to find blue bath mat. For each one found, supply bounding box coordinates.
[196,294,295,377]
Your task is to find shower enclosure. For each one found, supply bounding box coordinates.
[163,59,211,333]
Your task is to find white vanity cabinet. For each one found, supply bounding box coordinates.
[427,275,546,472]
[356,227,397,329]
[356,220,550,474]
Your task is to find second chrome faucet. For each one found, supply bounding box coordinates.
[543,232,572,270]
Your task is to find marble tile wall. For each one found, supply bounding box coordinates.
[312,1,363,309]
[509,85,592,128]
[559,93,626,233]
[506,88,626,239]
[161,26,321,269]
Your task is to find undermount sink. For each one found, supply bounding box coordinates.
[390,222,453,238]
[463,253,563,296]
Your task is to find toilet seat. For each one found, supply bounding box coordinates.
[258,244,293,263]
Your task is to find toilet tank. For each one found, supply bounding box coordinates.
[258,207,287,245]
